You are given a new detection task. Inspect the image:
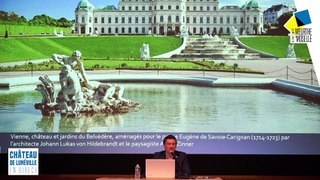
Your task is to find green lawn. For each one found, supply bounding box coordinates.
[0,36,182,62]
[239,36,310,59]
[0,24,72,36]
[84,60,203,69]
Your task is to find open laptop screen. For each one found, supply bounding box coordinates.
[145,159,175,179]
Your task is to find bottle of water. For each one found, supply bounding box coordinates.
[134,164,141,179]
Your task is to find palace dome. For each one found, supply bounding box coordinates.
[77,0,95,9]
[243,0,259,10]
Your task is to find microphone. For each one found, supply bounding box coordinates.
[170,151,177,159]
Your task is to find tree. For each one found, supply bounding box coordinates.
[5,30,8,38]
[0,10,9,21]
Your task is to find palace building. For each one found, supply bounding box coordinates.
[74,0,263,35]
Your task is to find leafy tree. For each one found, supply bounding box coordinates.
[0,10,73,27]
[0,10,9,21]
[5,30,8,38]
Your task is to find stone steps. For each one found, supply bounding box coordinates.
[174,36,264,60]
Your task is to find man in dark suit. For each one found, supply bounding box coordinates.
[153,134,191,178]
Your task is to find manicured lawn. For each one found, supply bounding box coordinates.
[84,60,203,69]
[0,24,72,36]
[239,36,310,59]
[0,36,182,62]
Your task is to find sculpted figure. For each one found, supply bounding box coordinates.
[286,44,296,58]
[52,50,94,89]
[180,27,189,38]
[231,26,239,38]
[56,65,85,113]
[35,50,139,116]
[140,43,150,60]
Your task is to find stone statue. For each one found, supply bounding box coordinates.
[180,27,189,38]
[202,34,210,38]
[230,26,239,38]
[36,75,55,104]
[242,29,246,36]
[148,29,152,36]
[140,43,150,60]
[52,50,93,89]
[35,50,139,116]
[56,65,85,113]
[53,29,64,37]
[286,44,296,58]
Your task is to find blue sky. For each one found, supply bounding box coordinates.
[0,0,295,20]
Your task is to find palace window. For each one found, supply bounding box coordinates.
[135,17,139,23]
[176,16,179,23]
[193,17,197,23]
[101,17,105,23]
[108,17,111,23]
[129,17,132,23]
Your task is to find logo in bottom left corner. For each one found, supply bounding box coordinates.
[8,148,39,175]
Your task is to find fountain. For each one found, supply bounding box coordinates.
[172,35,260,60]
[34,50,139,116]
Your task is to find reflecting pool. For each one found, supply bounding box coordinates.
[0,83,319,133]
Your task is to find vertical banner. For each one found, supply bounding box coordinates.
[294,0,320,84]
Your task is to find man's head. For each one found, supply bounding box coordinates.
[72,50,82,60]
[163,135,177,153]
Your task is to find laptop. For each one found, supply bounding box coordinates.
[145,159,175,179]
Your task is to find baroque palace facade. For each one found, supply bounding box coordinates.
[74,0,263,35]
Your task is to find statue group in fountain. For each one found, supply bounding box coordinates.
[35,50,139,116]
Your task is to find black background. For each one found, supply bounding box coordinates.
[1,154,320,175]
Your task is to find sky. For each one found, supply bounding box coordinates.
[0,0,295,20]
